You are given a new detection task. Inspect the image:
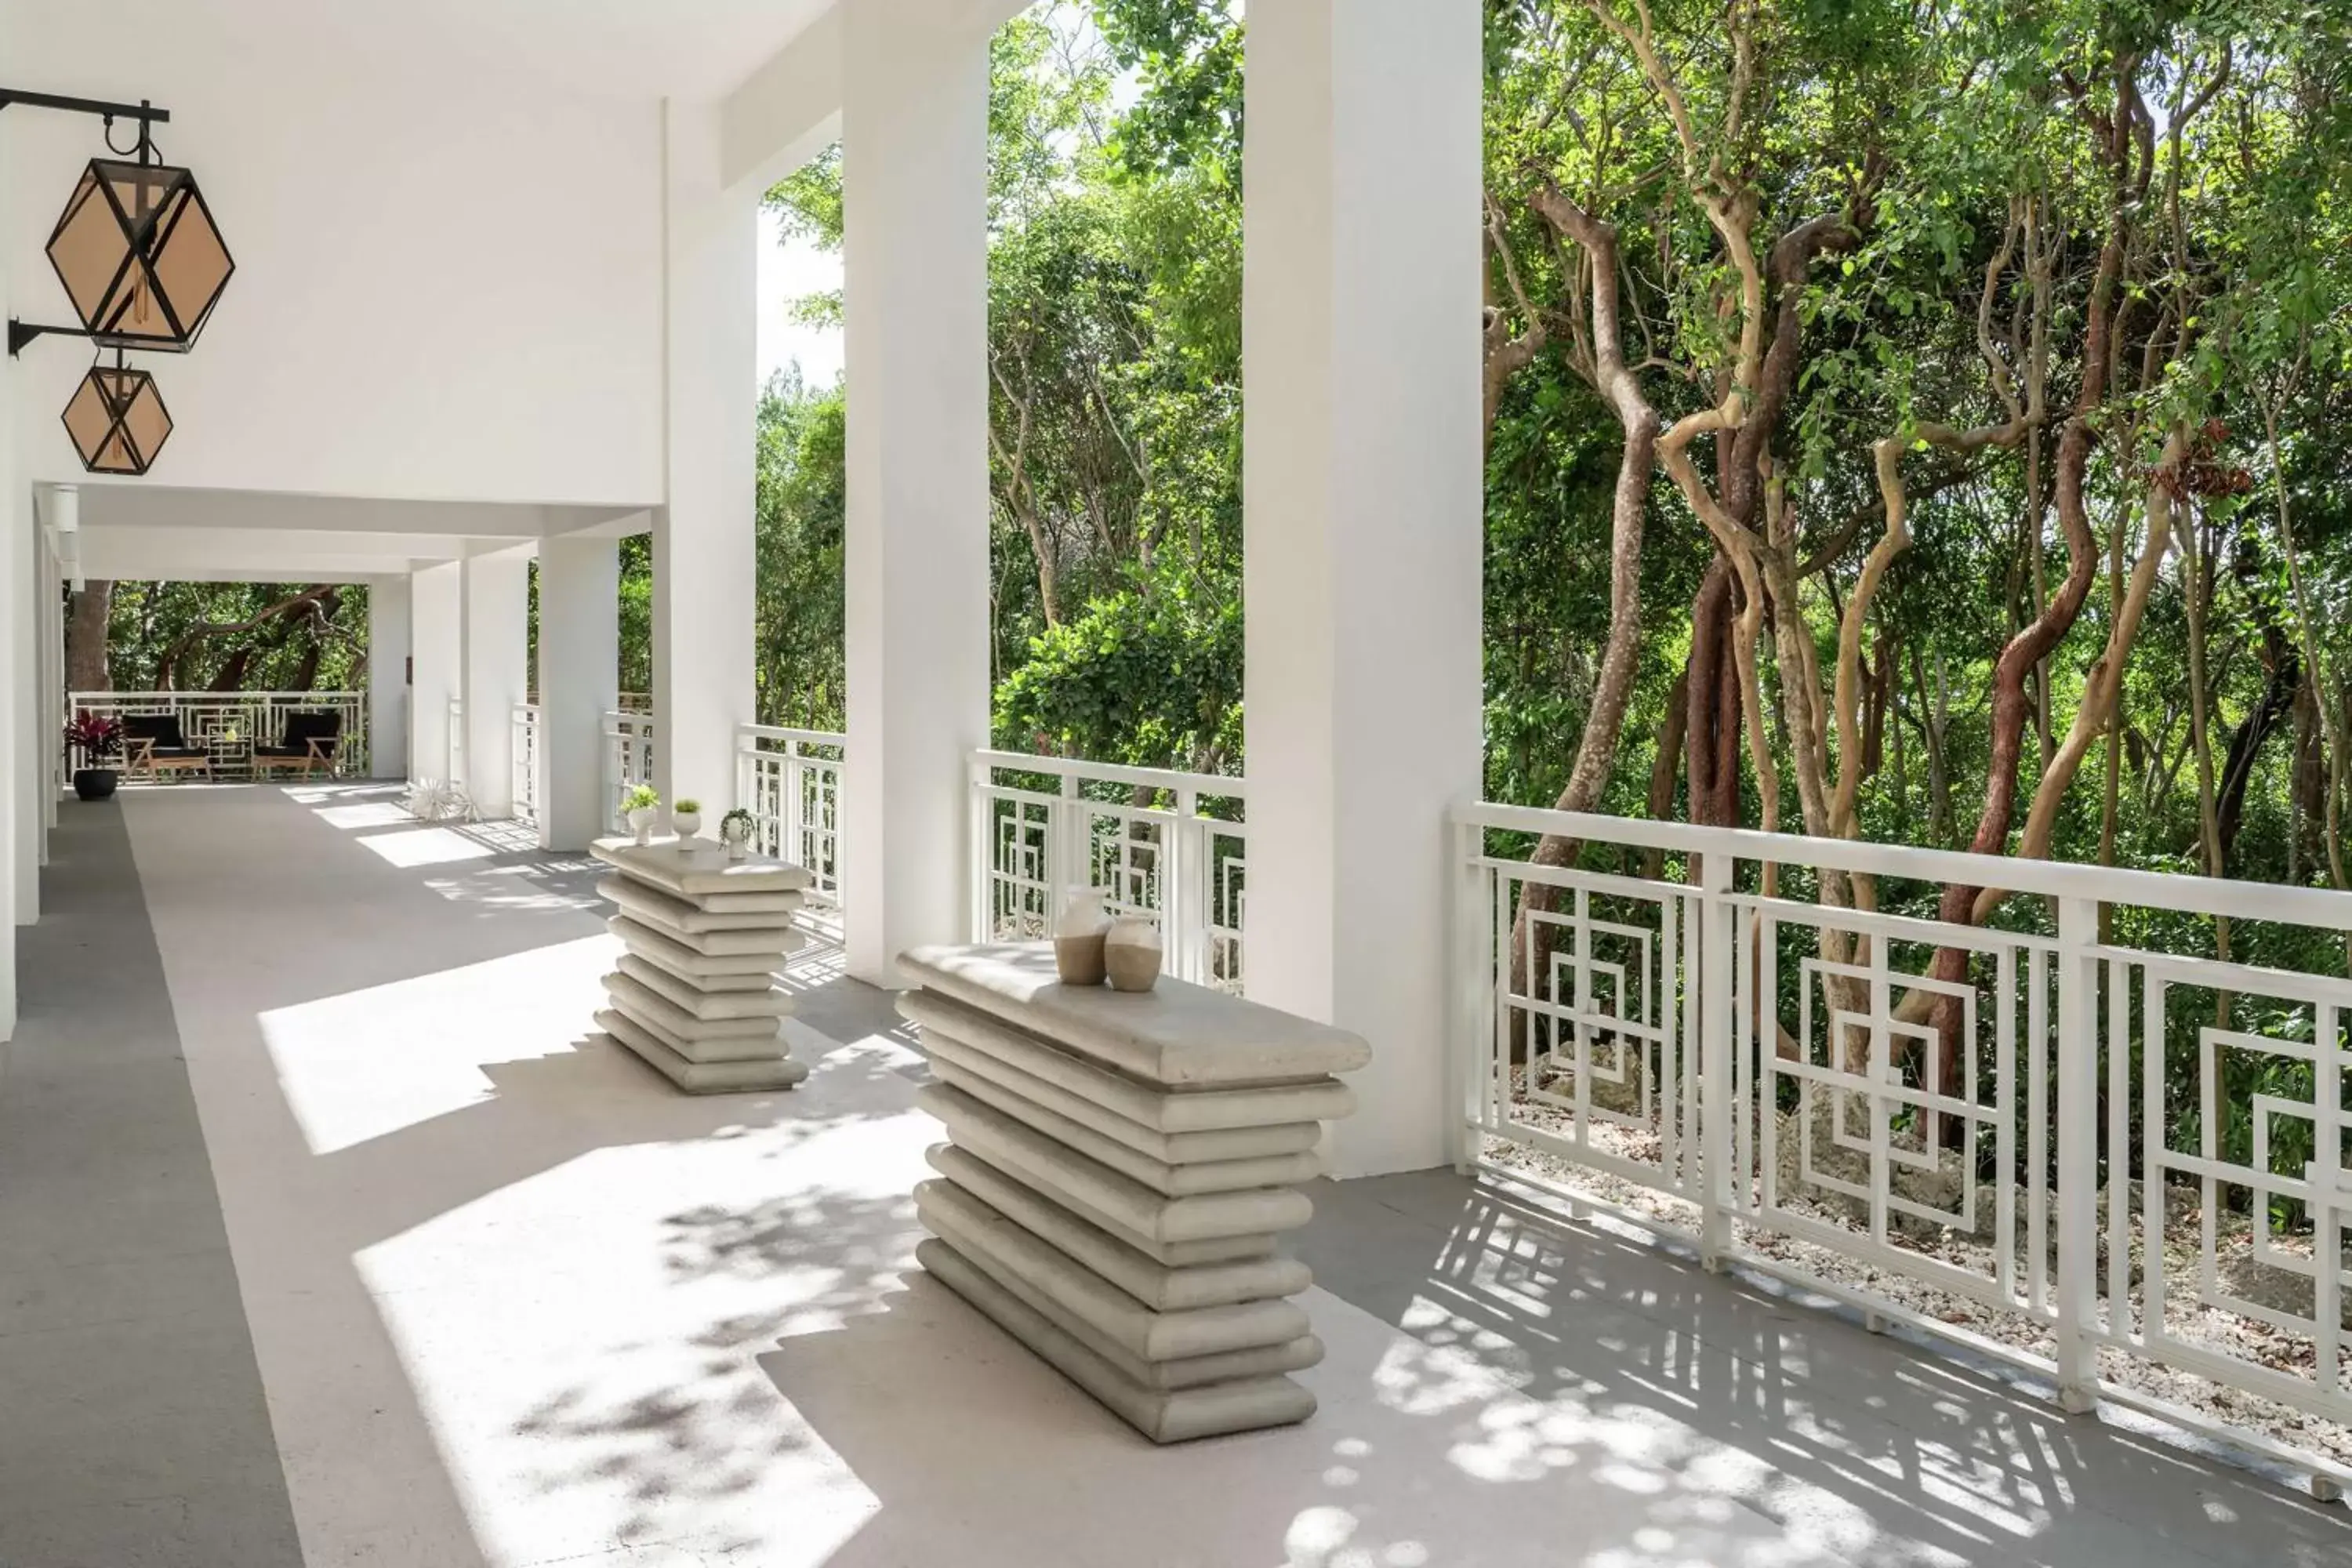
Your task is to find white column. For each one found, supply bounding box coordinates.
[1,110,17,1037]
[408,561,463,783]
[10,475,38,924]
[840,0,992,987]
[653,100,758,813]
[367,576,412,779]
[1242,0,1484,1176]
[462,546,532,819]
[537,534,619,849]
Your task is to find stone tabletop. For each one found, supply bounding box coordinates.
[590,837,814,898]
[898,943,1371,1088]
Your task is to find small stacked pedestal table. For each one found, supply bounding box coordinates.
[590,837,811,1094]
[897,943,1370,1443]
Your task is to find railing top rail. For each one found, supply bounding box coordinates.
[738,724,848,750]
[70,689,363,700]
[971,748,1247,800]
[514,702,540,717]
[1457,800,2352,931]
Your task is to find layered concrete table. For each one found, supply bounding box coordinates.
[590,837,811,1093]
[898,943,1370,1443]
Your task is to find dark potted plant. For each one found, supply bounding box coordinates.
[65,712,124,801]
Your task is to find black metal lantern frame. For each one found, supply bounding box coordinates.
[2,86,229,477]
[48,154,236,353]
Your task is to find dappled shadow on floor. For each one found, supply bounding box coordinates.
[1293,1173,2352,1568]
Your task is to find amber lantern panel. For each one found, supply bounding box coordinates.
[45,159,234,354]
[61,364,173,476]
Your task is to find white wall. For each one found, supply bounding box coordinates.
[4,6,666,507]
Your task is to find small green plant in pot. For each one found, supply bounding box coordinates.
[672,797,705,838]
[622,784,662,844]
[720,807,757,860]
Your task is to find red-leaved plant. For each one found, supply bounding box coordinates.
[65,711,124,762]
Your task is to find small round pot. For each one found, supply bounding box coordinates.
[672,809,702,839]
[72,767,118,802]
[724,839,750,862]
[1103,915,1163,993]
[627,805,657,845]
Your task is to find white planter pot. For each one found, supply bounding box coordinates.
[672,809,702,839]
[627,805,656,845]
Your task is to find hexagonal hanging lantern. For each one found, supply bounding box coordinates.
[61,360,172,475]
[45,158,233,353]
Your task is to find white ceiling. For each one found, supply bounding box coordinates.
[9,0,835,103]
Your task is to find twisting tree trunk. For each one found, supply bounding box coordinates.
[66,580,114,695]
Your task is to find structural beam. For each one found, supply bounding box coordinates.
[653,100,757,815]
[537,535,619,849]
[840,0,992,986]
[1240,0,1484,1176]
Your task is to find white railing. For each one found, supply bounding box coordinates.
[510,704,541,826]
[736,724,844,903]
[968,750,1246,989]
[601,709,657,833]
[67,690,368,778]
[1456,801,2352,1460]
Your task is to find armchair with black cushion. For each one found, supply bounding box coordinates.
[253,710,343,777]
[120,713,214,780]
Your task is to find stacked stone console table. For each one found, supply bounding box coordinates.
[897,943,1370,1443]
[590,837,811,1094]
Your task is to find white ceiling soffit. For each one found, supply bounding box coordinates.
[9,0,838,103]
[66,485,563,539]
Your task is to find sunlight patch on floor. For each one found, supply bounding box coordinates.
[358,826,500,867]
[258,935,615,1155]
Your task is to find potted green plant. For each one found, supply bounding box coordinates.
[672,797,704,838]
[720,806,757,861]
[65,712,123,801]
[622,783,662,844]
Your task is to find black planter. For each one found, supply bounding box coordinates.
[72,768,118,802]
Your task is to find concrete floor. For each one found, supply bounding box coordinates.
[3,784,2350,1566]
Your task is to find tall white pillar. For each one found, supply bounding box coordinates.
[1,111,18,1038]
[463,546,532,819]
[537,534,619,849]
[840,0,992,987]
[10,475,38,924]
[1242,0,1485,1176]
[653,100,757,813]
[408,561,463,784]
[368,576,412,779]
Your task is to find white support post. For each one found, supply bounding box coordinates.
[1240,0,1484,1176]
[654,100,758,815]
[9,478,38,925]
[1697,851,1737,1269]
[462,546,532,820]
[368,575,412,780]
[2056,895,2103,1414]
[408,561,463,784]
[840,0,991,987]
[0,114,16,1038]
[41,527,61,837]
[538,535,620,849]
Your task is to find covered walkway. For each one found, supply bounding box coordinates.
[2,789,2346,1566]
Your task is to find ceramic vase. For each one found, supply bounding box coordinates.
[672,808,702,839]
[1103,914,1163,993]
[628,806,656,846]
[1054,890,1111,985]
